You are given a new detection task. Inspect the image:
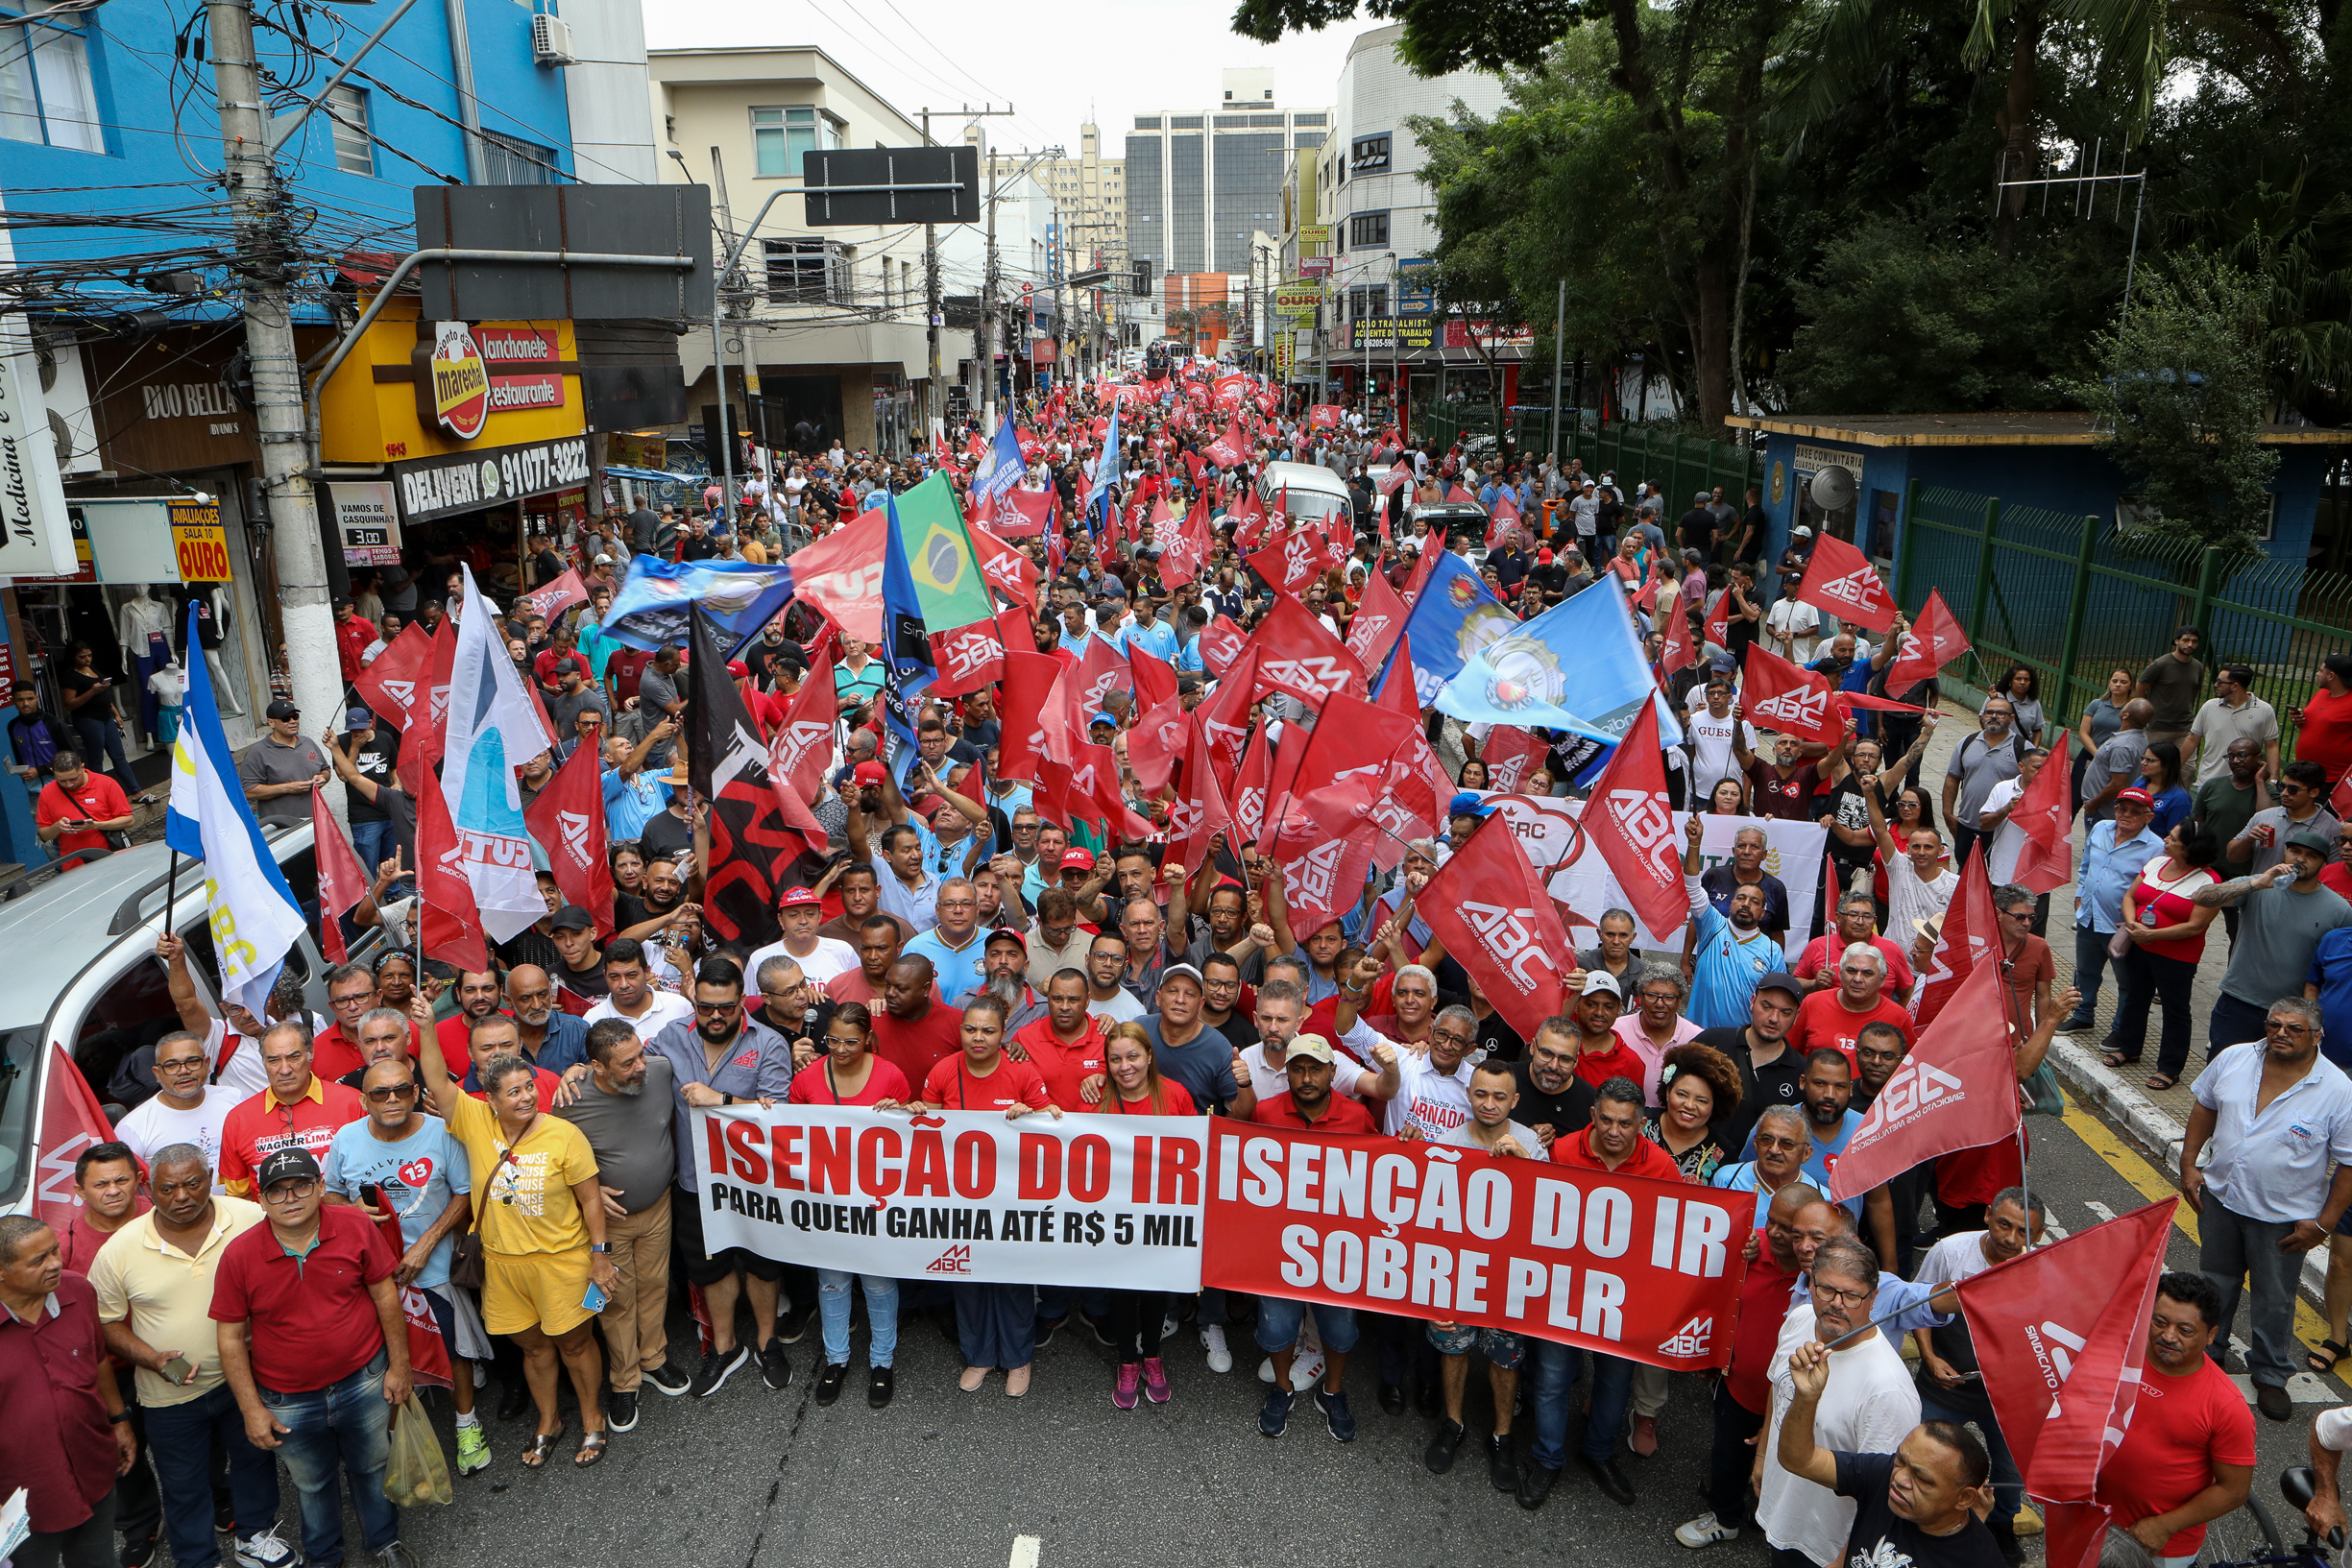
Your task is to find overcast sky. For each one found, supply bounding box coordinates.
[643,0,1367,156]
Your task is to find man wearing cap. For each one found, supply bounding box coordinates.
[2195,829,2352,1070]
[548,905,611,1003]
[1696,974,1809,1155]
[1765,572,1822,665]
[210,1147,415,1568]
[332,708,402,875]
[748,886,859,992]
[907,878,989,1002]
[546,655,610,739]
[1681,814,1783,1031]
[1561,973,1645,1088]
[236,700,330,824]
[955,929,1041,1022]
[2064,787,2168,1032]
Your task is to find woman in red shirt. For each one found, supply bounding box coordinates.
[2107,821,2223,1091]
[788,1003,909,1410]
[787,1002,909,1108]
[2297,655,2352,786]
[1098,1024,1193,1410]
[902,995,1057,1397]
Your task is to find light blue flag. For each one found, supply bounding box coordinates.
[1433,578,1685,745]
[601,556,797,656]
[1090,405,1122,533]
[1389,550,1519,704]
[973,416,1025,509]
[164,604,306,1018]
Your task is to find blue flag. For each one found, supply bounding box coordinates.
[1090,406,1122,534]
[1432,578,1685,745]
[1388,550,1517,704]
[973,416,1025,510]
[876,490,934,784]
[601,557,796,655]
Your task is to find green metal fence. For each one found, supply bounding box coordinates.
[1412,405,1764,504]
[1893,478,2352,762]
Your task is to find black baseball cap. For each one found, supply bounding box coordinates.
[549,905,595,932]
[265,699,300,720]
[256,1147,321,1189]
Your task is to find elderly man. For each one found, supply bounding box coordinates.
[2062,786,2167,1033]
[1787,947,1912,1066]
[1712,1104,1817,1226]
[1756,1238,1921,1568]
[0,1212,138,1568]
[2181,995,2352,1419]
[1796,892,1916,1002]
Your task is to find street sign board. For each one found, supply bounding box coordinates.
[413,184,715,321]
[802,146,982,227]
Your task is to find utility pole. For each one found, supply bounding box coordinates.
[1549,277,1565,461]
[920,104,1013,443]
[206,0,343,748]
[977,142,1061,437]
[708,145,740,514]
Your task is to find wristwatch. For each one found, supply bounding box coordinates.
[590,1242,611,1254]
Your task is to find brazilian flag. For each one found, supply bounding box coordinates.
[891,470,995,631]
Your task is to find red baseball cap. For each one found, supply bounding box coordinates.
[2114,786,2154,808]
[852,760,887,786]
[778,887,822,908]
[1059,849,1095,871]
[726,660,750,679]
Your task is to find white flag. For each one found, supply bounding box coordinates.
[442,566,555,943]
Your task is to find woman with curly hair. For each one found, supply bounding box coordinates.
[1643,1042,1742,1183]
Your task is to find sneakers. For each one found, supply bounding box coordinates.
[120,1534,157,1568]
[1034,1313,1064,1348]
[1314,1387,1357,1442]
[235,1529,299,1568]
[1078,1311,1118,1347]
[866,1366,895,1410]
[1425,1417,1467,1474]
[1141,1356,1171,1404]
[605,1391,639,1434]
[775,1308,811,1345]
[759,1339,793,1391]
[1161,1307,1183,1340]
[689,1344,749,1399]
[1488,1433,1521,1491]
[643,1360,692,1397]
[1258,1385,1294,1436]
[814,1363,850,1408]
[1113,1363,1141,1410]
[1289,1345,1327,1391]
[1676,1511,1740,1549]
[1200,1324,1233,1373]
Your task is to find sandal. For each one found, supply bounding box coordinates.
[573,1430,609,1467]
[2100,1051,2137,1070]
[2312,1339,2351,1375]
[521,1422,566,1468]
[2145,1073,2179,1092]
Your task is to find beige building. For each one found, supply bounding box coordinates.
[981,122,1126,282]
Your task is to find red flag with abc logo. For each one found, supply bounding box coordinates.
[523,738,617,937]
[1740,644,1840,743]
[1576,701,1686,939]
[1887,587,1971,689]
[1829,957,2021,1201]
[1414,821,1569,1043]
[1793,531,1898,633]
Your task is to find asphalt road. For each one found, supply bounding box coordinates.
[172,1096,2349,1568]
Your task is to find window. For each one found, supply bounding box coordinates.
[480,131,558,183]
[325,84,373,175]
[1348,210,1389,249]
[1134,115,1161,130]
[1347,286,1387,321]
[763,237,848,304]
[0,3,100,152]
[752,105,839,178]
[1170,115,1202,129]
[1294,113,1327,127]
[1350,134,1391,176]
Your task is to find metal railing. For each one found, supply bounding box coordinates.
[1411,405,1764,502]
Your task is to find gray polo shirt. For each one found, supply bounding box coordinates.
[644,1015,792,1192]
[235,734,328,822]
[637,665,682,764]
[2221,880,2352,1008]
[2079,728,2149,823]
[1944,730,2025,830]
[554,1054,676,1214]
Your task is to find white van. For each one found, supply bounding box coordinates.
[1255,460,1354,533]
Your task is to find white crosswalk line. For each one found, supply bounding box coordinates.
[1009,1535,1042,1568]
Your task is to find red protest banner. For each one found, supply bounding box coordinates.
[1660,596,1697,676]
[1416,821,1569,1043]
[927,620,1006,699]
[1168,715,1234,880]
[1126,694,1189,796]
[1828,958,2021,1201]
[1794,532,1898,633]
[1247,526,1341,597]
[1479,726,1550,793]
[2010,731,2076,895]
[993,649,1063,784]
[1204,1123,1750,1364]
[1578,701,1687,939]
[1195,644,1259,780]
[1888,587,1971,689]
[1345,564,1410,674]
[1248,593,1365,712]
[34,1043,114,1238]
[1740,643,1840,744]
[524,738,617,936]
[1159,493,1212,588]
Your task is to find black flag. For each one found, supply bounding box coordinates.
[687,609,789,953]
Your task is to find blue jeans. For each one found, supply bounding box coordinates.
[74,714,133,789]
[1920,1391,2021,1529]
[146,1383,282,1568]
[2070,926,2116,1022]
[1525,1339,1635,1470]
[349,818,390,880]
[817,1268,898,1369]
[1252,1295,1360,1356]
[260,1348,398,1565]
[1036,1283,1109,1322]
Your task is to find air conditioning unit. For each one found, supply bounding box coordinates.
[530,13,576,66]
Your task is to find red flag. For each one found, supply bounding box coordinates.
[1374,461,1414,497]
[996,649,1064,782]
[1130,644,1178,712]
[968,519,1038,608]
[1888,587,1971,689]
[998,488,1054,539]
[1344,564,1410,674]
[1195,645,1259,780]
[1957,1198,2178,1502]
[1912,846,1998,1028]
[35,1043,115,1241]
[2040,1505,2113,1568]
[1169,714,1235,880]
[2011,730,2076,895]
[1281,693,1421,846]
[927,620,1006,699]
[1740,643,1840,744]
[1375,635,1421,723]
[1794,532,1898,633]
[519,567,589,626]
[1829,958,2022,1200]
[1199,615,1248,675]
[1231,724,1275,844]
[1417,821,1570,1043]
[353,622,431,731]
[311,785,369,965]
[1400,536,1443,610]
[400,619,457,796]
[1479,726,1550,793]
[1306,402,1343,430]
[414,762,489,975]
[1248,593,1365,712]
[1704,586,1733,650]
[1126,694,1189,796]
[1577,700,1686,938]
[523,739,617,936]
[1159,493,1212,588]
[1070,636,1130,722]
[1277,823,1380,942]
[1247,526,1341,597]
[1659,595,1696,675]
[768,651,838,808]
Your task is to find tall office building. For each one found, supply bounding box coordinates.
[1126,69,1332,281]
[982,123,1127,278]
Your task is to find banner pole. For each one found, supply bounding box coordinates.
[1819,1297,1925,1352]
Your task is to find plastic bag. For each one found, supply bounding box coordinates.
[383,1395,453,1508]
[2022,1062,2067,1117]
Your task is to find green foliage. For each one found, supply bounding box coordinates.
[2074,253,2282,554]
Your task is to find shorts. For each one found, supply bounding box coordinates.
[1424,1322,1524,1368]
[672,1182,784,1287]
[481,1247,596,1338]
[1253,1294,1359,1357]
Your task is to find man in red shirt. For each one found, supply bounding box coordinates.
[1564,974,1646,1090]
[1785,947,1913,1069]
[2094,1271,2255,1559]
[1009,969,1108,1107]
[1793,892,1916,1002]
[870,956,963,1087]
[36,749,133,867]
[215,1023,367,1197]
[313,961,426,1083]
[210,1147,413,1568]
[824,915,907,1006]
[433,968,506,1074]
[331,598,373,682]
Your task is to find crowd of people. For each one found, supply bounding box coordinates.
[15,364,2352,1568]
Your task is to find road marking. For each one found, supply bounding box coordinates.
[1009,1535,1041,1568]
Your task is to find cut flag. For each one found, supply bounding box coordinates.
[442,566,555,944]
[1829,958,2022,1201]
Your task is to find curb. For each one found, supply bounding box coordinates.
[2046,1034,2331,1305]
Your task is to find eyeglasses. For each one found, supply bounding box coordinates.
[364,1083,418,1102]
[1812,1281,1872,1308]
[2266,1020,2315,1036]
[260,1180,318,1203]
[692,1000,740,1015]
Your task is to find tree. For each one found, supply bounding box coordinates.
[2075,254,2280,556]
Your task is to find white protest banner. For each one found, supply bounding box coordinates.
[692,1105,1210,1291]
[1480,794,1826,962]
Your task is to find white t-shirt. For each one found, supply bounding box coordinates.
[1384,1050,1476,1140]
[1684,707,1756,798]
[1245,1041,1372,1102]
[1758,1303,1922,1566]
[200,1018,271,1104]
[1437,1120,1540,1153]
[1982,777,2027,883]
[113,1089,235,1193]
[1886,853,1959,948]
[581,989,695,1038]
[1768,599,1823,664]
[744,936,859,990]
[1087,990,1146,1025]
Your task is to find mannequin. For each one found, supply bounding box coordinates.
[119,586,174,744]
[174,584,242,717]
